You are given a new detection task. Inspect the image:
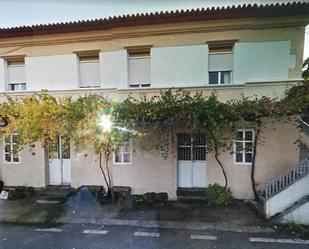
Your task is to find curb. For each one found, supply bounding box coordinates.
[98,219,275,233]
[0,216,274,233]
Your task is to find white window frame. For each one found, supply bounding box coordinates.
[8,83,27,91]
[113,137,132,165]
[233,129,255,165]
[7,59,27,91]
[3,134,21,164]
[128,49,151,88]
[208,70,232,85]
[129,83,151,88]
[78,53,101,88]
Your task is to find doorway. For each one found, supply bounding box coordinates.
[177,134,207,188]
[48,136,71,185]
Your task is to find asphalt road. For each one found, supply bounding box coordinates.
[0,223,308,249]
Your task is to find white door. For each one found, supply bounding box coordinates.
[177,134,206,188]
[49,136,71,185]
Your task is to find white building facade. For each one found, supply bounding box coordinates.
[0,3,308,206]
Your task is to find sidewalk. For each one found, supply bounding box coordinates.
[0,193,273,233]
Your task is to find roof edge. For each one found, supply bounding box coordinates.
[0,2,308,39]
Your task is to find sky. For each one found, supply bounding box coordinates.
[0,0,308,59]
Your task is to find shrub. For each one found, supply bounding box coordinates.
[132,192,169,207]
[204,183,232,207]
[8,186,36,200]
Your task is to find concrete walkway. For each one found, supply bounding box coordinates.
[0,195,273,233]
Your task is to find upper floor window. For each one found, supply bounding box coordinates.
[78,51,100,88]
[4,134,20,163]
[208,42,233,85]
[128,47,151,88]
[7,57,26,91]
[233,129,254,165]
[113,136,132,164]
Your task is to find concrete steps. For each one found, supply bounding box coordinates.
[271,195,309,225]
[176,188,205,203]
[36,186,75,204]
[248,197,266,219]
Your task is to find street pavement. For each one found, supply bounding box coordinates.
[0,223,308,249]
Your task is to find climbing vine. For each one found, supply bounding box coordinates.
[0,93,127,198]
[0,79,307,199]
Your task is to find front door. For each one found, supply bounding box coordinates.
[48,136,71,185]
[177,134,207,188]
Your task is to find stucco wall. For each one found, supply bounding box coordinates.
[0,41,297,91]
[0,141,46,187]
[100,50,128,89]
[0,19,305,91]
[25,54,79,91]
[0,59,6,92]
[206,119,300,199]
[70,119,300,200]
[281,200,309,225]
[151,44,208,88]
[233,41,296,84]
[70,135,177,199]
[0,115,299,200]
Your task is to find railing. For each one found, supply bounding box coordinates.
[301,120,309,136]
[265,160,309,199]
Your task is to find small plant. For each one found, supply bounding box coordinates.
[132,195,144,207]
[204,183,232,207]
[273,223,309,238]
[8,186,36,200]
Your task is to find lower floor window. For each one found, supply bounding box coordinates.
[8,83,27,91]
[233,129,254,164]
[113,136,132,164]
[209,71,231,84]
[4,134,20,163]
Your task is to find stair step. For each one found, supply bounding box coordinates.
[271,195,309,223]
[36,199,60,204]
[176,188,205,198]
[36,186,75,203]
[177,196,205,203]
[248,199,266,219]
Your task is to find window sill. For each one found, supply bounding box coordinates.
[113,162,132,165]
[4,162,21,165]
[129,84,151,88]
[233,162,252,166]
[79,86,100,88]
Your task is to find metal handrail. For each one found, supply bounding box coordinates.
[265,160,309,199]
[301,119,309,136]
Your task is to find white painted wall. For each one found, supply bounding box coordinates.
[79,61,100,87]
[0,142,46,187]
[300,132,309,149]
[151,45,208,88]
[233,41,296,84]
[280,200,309,225]
[25,54,79,91]
[0,59,6,91]
[0,41,296,91]
[265,173,309,218]
[100,50,128,89]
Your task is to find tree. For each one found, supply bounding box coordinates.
[115,90,237,189]
[0,93,127,198]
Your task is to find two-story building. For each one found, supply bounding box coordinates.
[0,2,308,214]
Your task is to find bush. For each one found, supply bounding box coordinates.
[132,192,168,207]
[8,186,36,200]
[204,184,232,207]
